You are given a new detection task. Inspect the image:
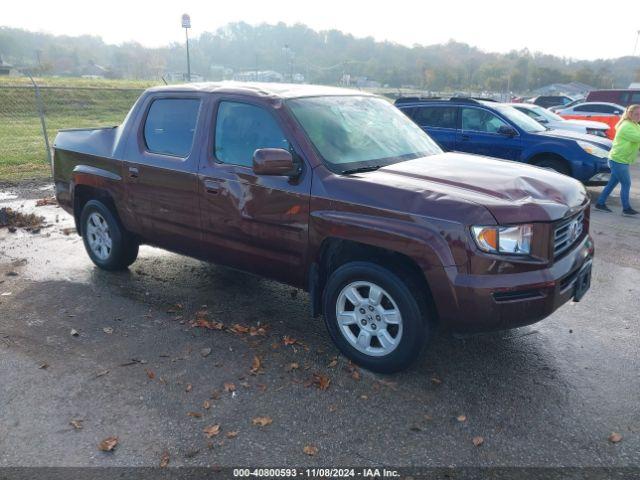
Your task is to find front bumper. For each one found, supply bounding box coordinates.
[432,235,594,332]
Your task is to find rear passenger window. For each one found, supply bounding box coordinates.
[412,107,457,129]
[214,101,289,167]
[144,98,200,157]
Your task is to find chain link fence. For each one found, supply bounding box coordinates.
[0,76,145,180]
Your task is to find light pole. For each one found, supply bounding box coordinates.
[633,30,640,56]
[182,13,191,82]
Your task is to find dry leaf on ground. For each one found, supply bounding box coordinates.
[203,424,221,438]
[608,432,623,443]
[303,445,319,456]
[98,436,118,452]
[185,383,193,392]
[224,382,236,393]
[187,412,202,418]
[250,355,263,375]
[203,400,211,410]
[457,415,467,422]
[145,369,155,379]
[472,436,484,447]
[252,416,273,427]
[226,431,239,439]
[69,419,83,430]
[160,450,170,468]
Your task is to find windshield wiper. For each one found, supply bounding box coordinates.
[341,165,384,175]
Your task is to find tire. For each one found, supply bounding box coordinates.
[322,261,429,373]
[80,199,139,271]
[533,157,570,176]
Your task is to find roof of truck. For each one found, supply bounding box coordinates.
[146,81,374,99]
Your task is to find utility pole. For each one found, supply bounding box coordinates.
[634,30,640,56]
[182,13,192,82]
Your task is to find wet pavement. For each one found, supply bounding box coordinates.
[0,174,639,469]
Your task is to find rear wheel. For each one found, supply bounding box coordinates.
[80,200,138,271]
[322,262,429,373]
[532,157,570,176]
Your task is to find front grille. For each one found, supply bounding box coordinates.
[554,211,585,258]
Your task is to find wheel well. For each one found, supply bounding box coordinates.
[528,153,571,175]
[311,238,438,323]
[73,185,116,235]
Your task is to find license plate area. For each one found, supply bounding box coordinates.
[573,260,592,302]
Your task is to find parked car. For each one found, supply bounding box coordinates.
[554,102,625,117]
[53,83,594,373]
[530,95,575,109]
[512,103,609,137]
[549,97,584,112]
[586,89,640,107]
[395,97,611,183]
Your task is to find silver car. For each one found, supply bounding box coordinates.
[512,103,609,138]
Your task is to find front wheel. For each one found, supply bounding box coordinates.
[322,262,429,373]
[80,200,138,271]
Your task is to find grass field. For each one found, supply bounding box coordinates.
[0,77,158,181]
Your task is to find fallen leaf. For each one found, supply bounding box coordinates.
[103,327,113,334]
[35,197,57,207]
[229,324,250,334]
[225,431,239,439]
[185,383,192,392]
[472,436,484,447]
[424,414,433,421]
[39,363,49,370]
[187,411,202,418]
[310,373,330,390]
[200,347,212,357]
[145,369,155,380]
[224,383,236,393]
[283,335,298,346]
[203,424,221,438]
[329,405,337,413]
[70,419,83,430]
[160,450,170,468]
[328,359,338,368]
[430,375,442,385]
[98,436,118,452]
[360,394,369,400]
[203,400,211,410]
[457,415,467,422]
[252,416,273,427]
[285,362,299,372]
[250,355,263,375]
[95,370,110,378]
[210,390,221,400]
[376,378,398,390]
[249,326,267,336]
[256,383,267,392]
[303,445,319,456]
[608,432,623,443]
[350,368,361,381]
[70,329,79,337]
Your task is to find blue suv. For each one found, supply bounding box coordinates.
[395,97,611,184]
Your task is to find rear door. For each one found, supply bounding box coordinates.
[456,106,522,160]
[122,94,204,255]
[408,105,458,151]
[197,98,311,287]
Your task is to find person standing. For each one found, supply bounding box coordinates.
[595,104,640,215]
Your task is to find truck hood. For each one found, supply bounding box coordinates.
[367,152,588,224]
[534,128,612,149]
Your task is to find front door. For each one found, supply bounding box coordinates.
[456,107,522,160]
[198,99,311,287]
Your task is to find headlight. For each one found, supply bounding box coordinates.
[471,224,533,255]
[586,128,608,138]
[577,140,609,158]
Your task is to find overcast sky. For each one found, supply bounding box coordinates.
[4,0,640,60]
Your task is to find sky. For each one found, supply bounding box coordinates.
[3,0,640,60]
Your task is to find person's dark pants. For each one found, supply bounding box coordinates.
[597,160,632,210]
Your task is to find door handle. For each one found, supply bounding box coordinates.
[128,167,139,178]
[204,179,221,194]
[460,134,471,141]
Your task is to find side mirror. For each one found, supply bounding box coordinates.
[252,148,298,176]
[498,125,518,137]
[537,118,549,124]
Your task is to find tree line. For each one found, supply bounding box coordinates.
[1,23,640,92]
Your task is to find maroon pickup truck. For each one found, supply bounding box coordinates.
[53,82,594,372]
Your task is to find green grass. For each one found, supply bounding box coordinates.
[0,77,158,181]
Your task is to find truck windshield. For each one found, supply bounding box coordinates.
[287,96,442,173]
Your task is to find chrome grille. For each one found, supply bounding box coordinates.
[554,211,585,257]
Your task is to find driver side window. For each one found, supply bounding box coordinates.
[461,107,508,133]
[214,101,289,167]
